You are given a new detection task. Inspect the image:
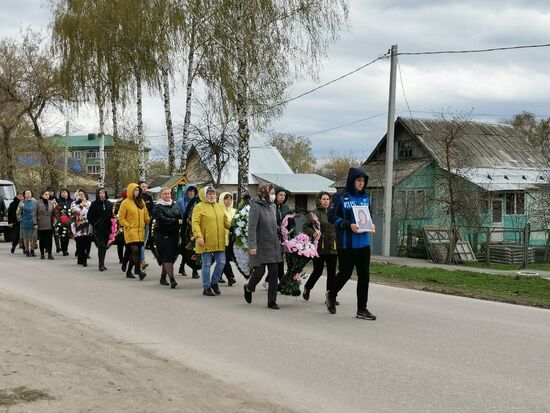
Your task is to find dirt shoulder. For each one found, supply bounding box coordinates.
[0,293,297,413]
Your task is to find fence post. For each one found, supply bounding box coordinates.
[485,228,491,266]
[522,223,531,270]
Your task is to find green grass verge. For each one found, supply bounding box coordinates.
[464,262,550,272]
[370,263,550,309]
[0,387,52,407]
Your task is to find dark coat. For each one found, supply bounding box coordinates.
[88,193,114,236]
[248,196,282,266]
[153,202,181,236]
[143,192,155,218]
[7,197,20,226]
[306,207,337,255]
[274,185,291,226]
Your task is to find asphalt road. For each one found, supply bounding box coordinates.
[1,242,550,412]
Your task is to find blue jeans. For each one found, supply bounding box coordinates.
[201,251,226,289]
[140,225,150,262]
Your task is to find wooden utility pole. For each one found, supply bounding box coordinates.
[382,44,398,256]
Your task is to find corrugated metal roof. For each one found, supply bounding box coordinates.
[254,173,336,194]
[457,167,550,191]
[219,146,294,185]
[400,117,548,169]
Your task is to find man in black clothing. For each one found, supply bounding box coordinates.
[7,193,23,253]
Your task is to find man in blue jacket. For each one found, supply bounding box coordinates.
[327,167,376,320]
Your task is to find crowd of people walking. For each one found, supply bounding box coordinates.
[5,168,376,320]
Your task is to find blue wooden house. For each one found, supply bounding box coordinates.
[361,117,550,255]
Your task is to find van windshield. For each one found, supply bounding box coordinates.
[0,184,16,200]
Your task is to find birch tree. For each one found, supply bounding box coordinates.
[203,0,349,200]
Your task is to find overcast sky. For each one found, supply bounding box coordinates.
[2,0,550,160]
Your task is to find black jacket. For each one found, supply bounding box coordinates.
[153,202,181,236]
[7,197,20,226]
[143,192,155,218]
[274,185,291,225]
[88,191,113,235]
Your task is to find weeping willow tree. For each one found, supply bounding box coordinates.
[202,0,350,199]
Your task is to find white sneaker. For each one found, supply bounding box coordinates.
[262,281,269,290]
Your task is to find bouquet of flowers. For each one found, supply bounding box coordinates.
[53,205,72,240]
[279,212,320,296]
[231,204,251,278]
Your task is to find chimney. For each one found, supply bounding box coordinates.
[88,133,96,140]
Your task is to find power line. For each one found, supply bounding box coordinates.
[397,43,550,56]
[301,113,386,137]
[251,53,390,117]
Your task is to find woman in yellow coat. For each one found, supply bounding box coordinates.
[118,183,150,280]
[191,186,230,296]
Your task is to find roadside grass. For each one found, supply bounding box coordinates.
[369,263,550,309]
[464,262,550,272]
[0,386,52,407]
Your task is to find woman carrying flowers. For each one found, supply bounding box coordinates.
[243,183,282,310]
[302,191,337,301]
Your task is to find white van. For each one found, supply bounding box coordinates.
[0,180,17,241]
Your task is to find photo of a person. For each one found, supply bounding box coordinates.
[352,206,374,232]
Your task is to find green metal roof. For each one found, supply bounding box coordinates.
[51,134,115,149]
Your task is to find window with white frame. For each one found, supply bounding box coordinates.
[70,150,81,159]
[87,149,99,159]
[87,165,100,175]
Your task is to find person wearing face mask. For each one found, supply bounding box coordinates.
[243,183,283,310]
[191,186,230,296]
[87,188,113,271]
[34,189,55,260]
[71,189,92,267]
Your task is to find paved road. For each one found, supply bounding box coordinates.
[1,242,550,412]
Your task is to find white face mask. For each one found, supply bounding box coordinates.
[269,194,276,203]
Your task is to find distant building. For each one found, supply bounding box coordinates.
[355,117,550,255]
[51,133,150,177]
[184,145,335,209]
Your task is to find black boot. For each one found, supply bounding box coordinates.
[160,275,169,285]
[169,277,178,289]
[268,301,280,310]
[192,269,200,279]
[228,277,236,287]
[211,283,221,295]
[126,269,136,279]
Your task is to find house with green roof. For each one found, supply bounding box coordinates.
[51,133,150,177]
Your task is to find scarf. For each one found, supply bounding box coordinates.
[158,199,173,206]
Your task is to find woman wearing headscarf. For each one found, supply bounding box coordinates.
[16,189,37,257]
[218,192,237,286]
[88,187,113,271]
[71,189,92,267]
[191,186,230,296]
[34,189,55,260]
[118,183,150,280]
[243,183,283,310]
[54,189,73,256]
[153,187,181,289]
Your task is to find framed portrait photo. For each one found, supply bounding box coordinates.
[352,205,375,233]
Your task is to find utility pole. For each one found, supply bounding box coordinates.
[63,120,69,188]
[382,44,398,256]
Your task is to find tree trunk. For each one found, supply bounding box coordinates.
[29,106,58,188]
[136,72,146,181]
[0,125,15,181]
[98,103,106,187]
[180,24,197,173]
[110,91,121,195]
[236,59,250,201]
[161,65,176,175]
